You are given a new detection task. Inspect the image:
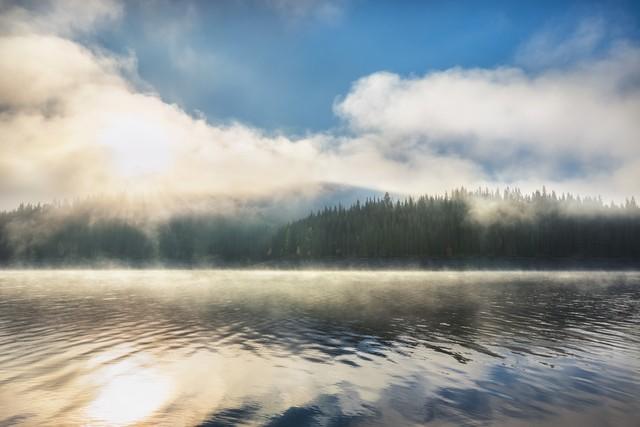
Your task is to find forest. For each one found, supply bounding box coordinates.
[0,188,639,266]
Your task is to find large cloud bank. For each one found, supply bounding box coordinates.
[0,0,638,209]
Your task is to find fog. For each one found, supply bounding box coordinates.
[0,186,637,268]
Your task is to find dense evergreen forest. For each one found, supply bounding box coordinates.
[271,188,640,263]
[0,203,274,265]
[0,188,639,267]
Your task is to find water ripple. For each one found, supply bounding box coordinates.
[0,270,638,426]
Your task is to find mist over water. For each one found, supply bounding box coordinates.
[0,270,639,426]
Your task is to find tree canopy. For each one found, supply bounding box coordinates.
[0,188,638,266]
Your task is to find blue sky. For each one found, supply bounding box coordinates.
[93,0,640,133]
[1,0,640,207]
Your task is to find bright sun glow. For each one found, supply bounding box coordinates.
[86,358,172,426]
[98,115,173,178]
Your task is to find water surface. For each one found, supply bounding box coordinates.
[0,270,639,426]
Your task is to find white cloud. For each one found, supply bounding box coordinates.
[334,41,640,199]
[0,0,122,36]
[0,35,128,108]
[0,3,638,209]
[0,0,485,208]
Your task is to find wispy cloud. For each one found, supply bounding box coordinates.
[266,0,346,24]
[0,0,122,36]
[515,17,609,68]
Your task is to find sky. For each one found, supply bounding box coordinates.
[1,0,639,208]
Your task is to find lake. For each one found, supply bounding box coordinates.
[0,271,638,426]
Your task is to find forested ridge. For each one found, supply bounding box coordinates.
[0,188,639,266]
[0,203,273,265]
[271,188,640,261]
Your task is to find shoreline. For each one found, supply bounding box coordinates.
[1,257,639,271]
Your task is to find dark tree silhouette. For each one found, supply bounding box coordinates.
[0,188,638,266]
[269,188,640,263]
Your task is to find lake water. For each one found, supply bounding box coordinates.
[0,271,639,427]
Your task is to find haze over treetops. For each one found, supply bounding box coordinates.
[1,188,638,266]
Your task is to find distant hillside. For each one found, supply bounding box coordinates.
[269,188,640,265]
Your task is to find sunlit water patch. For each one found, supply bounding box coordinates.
[0,270,639,426]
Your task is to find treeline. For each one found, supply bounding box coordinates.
[0,203,274,265]
[0,188,639,266]
[270,188,640,262]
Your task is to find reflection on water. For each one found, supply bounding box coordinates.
[0,270,639,426]
[85,356,172,425]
